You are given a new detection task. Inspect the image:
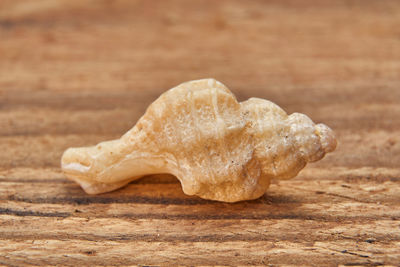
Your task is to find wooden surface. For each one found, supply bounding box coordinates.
[1,0,400,266]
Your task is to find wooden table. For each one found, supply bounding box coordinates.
[1,0,399,265]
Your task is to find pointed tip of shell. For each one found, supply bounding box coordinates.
[315,123,337,153]
[61,147,92,174]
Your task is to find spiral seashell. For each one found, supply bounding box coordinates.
[61,79,336,202]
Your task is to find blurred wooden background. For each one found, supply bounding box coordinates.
[0,0,399,265]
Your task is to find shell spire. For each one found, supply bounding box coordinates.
[62,79,336,202]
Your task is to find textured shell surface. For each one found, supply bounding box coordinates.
[61,78,337,202]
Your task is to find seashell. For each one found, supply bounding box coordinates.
[61,79,336,202]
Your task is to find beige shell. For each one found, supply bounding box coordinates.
[61,79,336,202]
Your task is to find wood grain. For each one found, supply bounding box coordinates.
[0,0,399,266]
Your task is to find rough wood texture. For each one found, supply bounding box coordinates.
[0,0,399,266]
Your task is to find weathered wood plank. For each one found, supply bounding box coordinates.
[2,199,399,221]
[0,239,398,266]
[1,175,399,223]
[1,215,398,244]
[2,85,399,110]
[1,1,399,92]
[1,179,399,205]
